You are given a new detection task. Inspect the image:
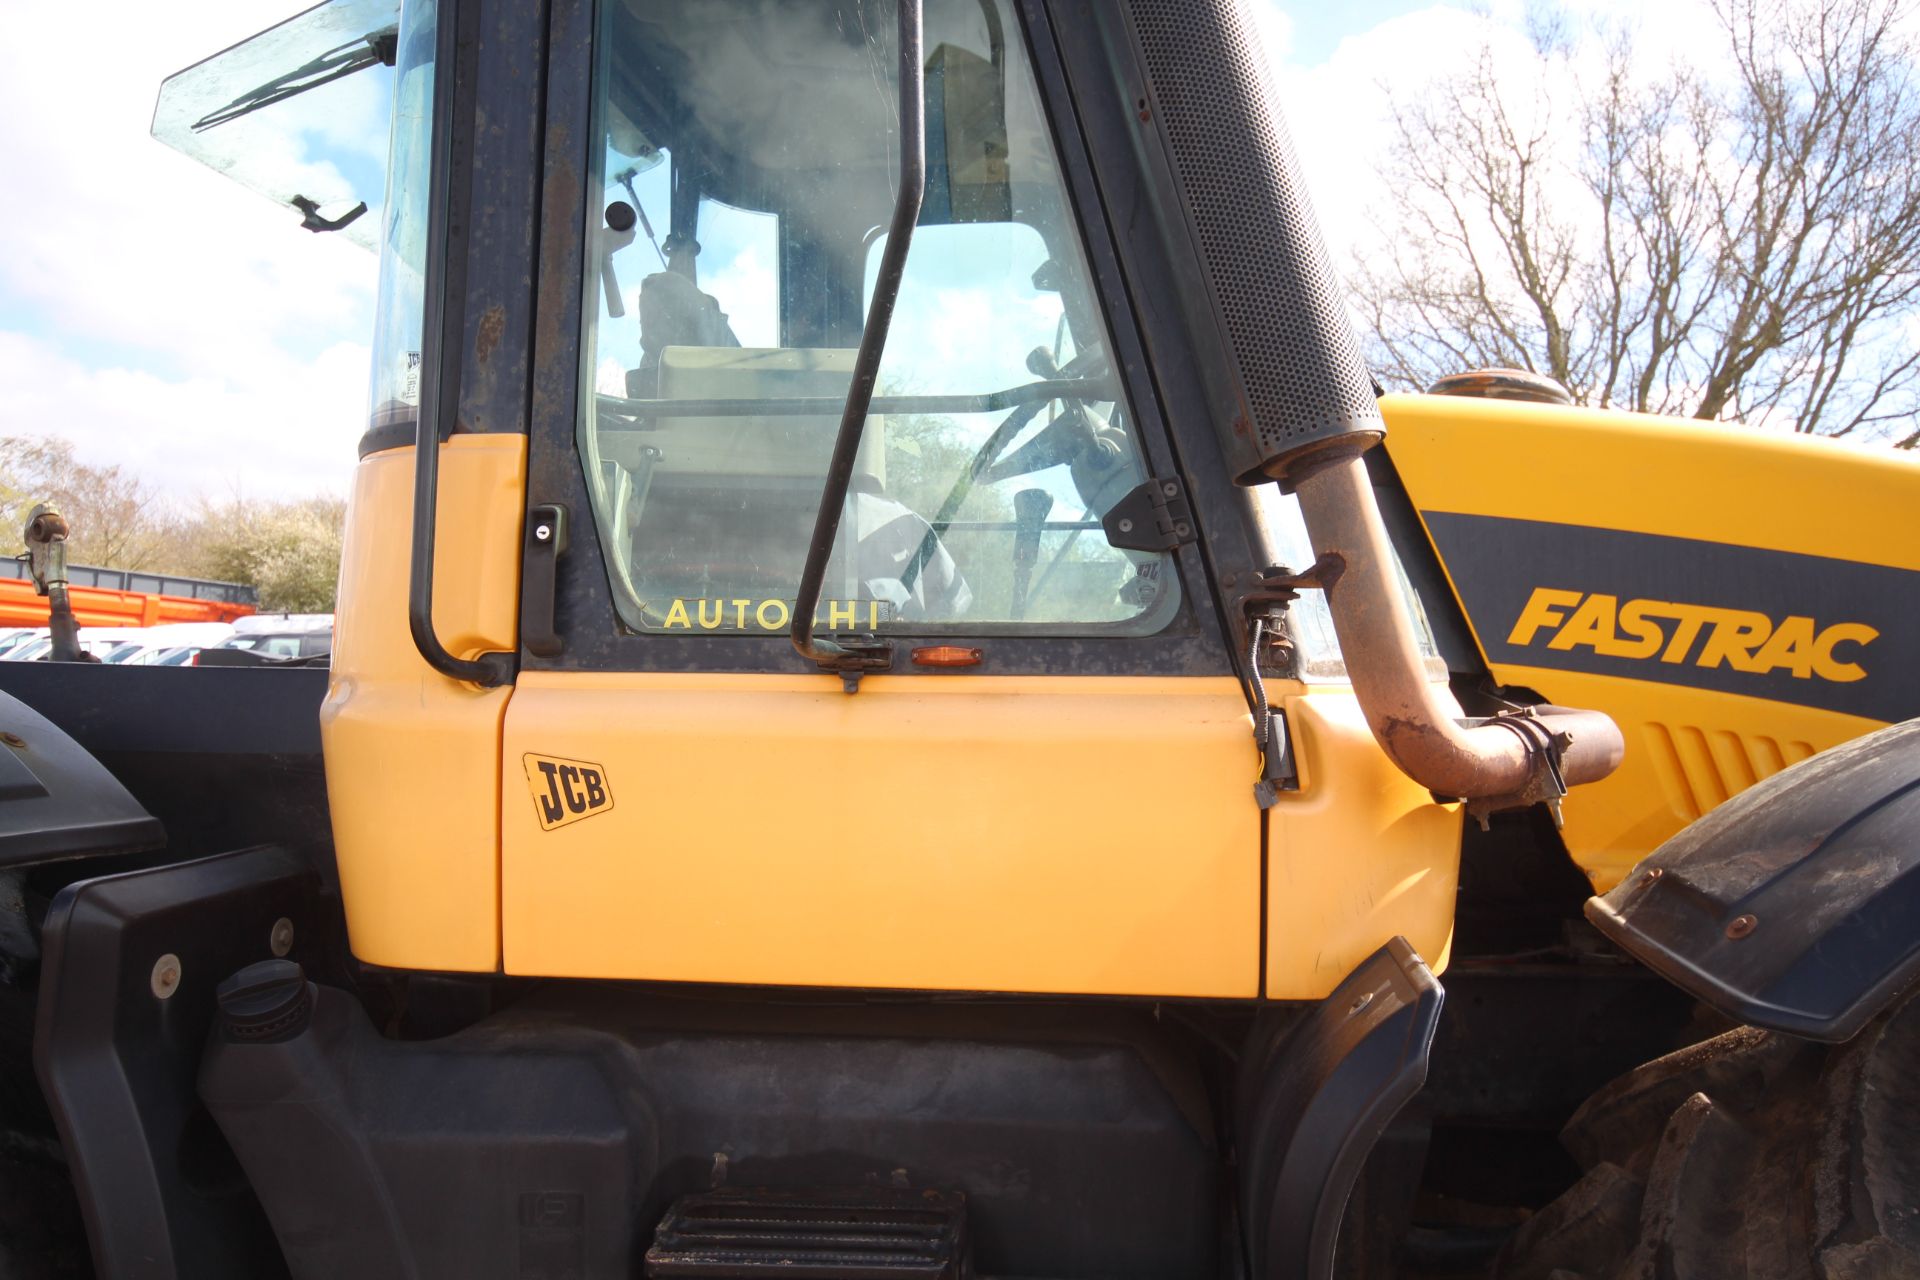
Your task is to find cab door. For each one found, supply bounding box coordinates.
[497,0,1258,997]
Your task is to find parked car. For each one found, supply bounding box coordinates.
[0,621,236,665]
[5,633,126,662]
[103,622,236,664]
[195,614,332,667]
[0,629,46,659]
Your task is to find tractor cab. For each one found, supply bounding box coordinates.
[0,0,1902,1276]
[156,0,1487,1003]
[61,1,1790,1276]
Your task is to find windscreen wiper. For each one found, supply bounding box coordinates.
[788,0,925,691]
[192,26,398,132]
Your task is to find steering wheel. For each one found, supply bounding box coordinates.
[900,346,1118,595]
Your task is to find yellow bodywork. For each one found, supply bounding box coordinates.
[1266,694,1460,998]
[320,436,526,971]
[500,672,1262,995]
[1382,393,1920,889]
[498,672,1459,998]
[323,438,1461,994]
[319,394,1910,991]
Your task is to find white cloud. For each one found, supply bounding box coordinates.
[596,357,630,399]
[702,242,780,349]
[0,0,382,502]
[1250,5,1296,66]
[1276,7,1505,265]
[1269,0,1744,270]
[0,0,1805,511]
[0,331,371,501]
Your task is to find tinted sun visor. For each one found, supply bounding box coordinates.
[152,0,401,251]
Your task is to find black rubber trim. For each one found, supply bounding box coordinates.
[358,420,416,458]
[1237,937,1443,1278]
[33,845,321,1278]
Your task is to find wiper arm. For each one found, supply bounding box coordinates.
[193,26,398,132]
[789,0,926,691]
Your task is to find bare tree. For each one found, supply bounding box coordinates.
[0,438,347,607]
[0,437,181,568]
[1353,0,1920,446]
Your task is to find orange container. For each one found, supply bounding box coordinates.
[0,576,255,628]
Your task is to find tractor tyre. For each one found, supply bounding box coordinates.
[1495,991,1919,1280]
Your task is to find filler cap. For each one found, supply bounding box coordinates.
[215,959,314,1043]
[1427,368,1572,405]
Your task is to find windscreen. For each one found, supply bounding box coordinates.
[576,0,1181,637]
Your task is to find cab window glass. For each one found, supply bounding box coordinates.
[1248,485,1441,681]
[576,0,1178,636]
[368,0,436,433]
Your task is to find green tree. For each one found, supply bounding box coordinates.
[186,497,346,613]
[0,436,346,609]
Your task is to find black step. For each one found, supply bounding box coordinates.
[645,1187,969,1278]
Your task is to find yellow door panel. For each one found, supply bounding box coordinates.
[501,673,1261,997]
[1381,393,1920,887]
[321,436,526,971]
[1266,693,1463,999]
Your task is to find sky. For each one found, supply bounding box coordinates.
[0,0,1719,504]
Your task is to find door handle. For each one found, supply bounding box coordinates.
[522,504,568,658]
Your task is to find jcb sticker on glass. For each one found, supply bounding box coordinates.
[523,754,614,831]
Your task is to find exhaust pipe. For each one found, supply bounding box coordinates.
[1291,456,1623,808]
[1115,0,1622,813]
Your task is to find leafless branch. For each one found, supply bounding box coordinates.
[1352,0,1920,444]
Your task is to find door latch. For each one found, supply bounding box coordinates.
[524,504,569,658]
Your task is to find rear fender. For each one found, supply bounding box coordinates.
[34,846,320,1277]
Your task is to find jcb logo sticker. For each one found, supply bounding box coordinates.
[523,754,613,831]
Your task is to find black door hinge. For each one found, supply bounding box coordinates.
[1102,477,1196,553]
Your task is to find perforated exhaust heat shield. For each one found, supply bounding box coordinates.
[1117,0,1381,484]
